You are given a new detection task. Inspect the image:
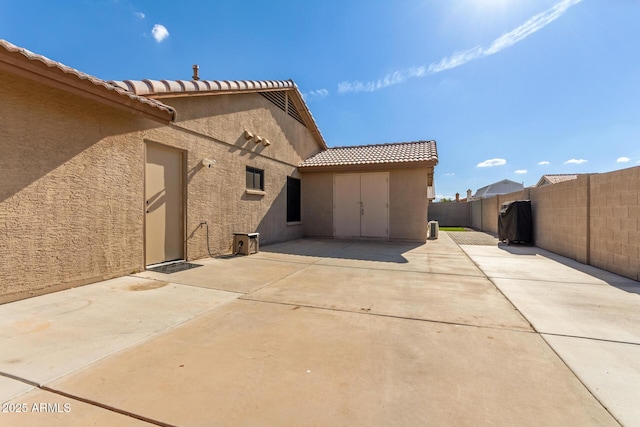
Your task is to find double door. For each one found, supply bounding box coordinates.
[334,173,389,238]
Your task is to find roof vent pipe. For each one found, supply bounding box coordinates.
[192,64,200,81]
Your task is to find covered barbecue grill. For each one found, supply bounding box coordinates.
[498,200,533,245]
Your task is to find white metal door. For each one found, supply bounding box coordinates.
[334,174,361,237]
[360,173,388,238]
[333,173,388,238]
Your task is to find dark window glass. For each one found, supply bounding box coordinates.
[246,167,264,190]
[287,176,301,222]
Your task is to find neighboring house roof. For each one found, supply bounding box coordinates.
[0,39,175,123]
[472,179,524,199]
[299,140,438,171]
[535,174,578,187]
[110,78,327,150]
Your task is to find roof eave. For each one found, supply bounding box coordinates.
[298,159,437,173]
[111,79,328,150]
[0,43,174,124]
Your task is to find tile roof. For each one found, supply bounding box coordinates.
[0,39,175,122]
[110,78,327,149]
[545,174,578,184]
[299,140,438,169]
[535,174,578,187]
[110,79,296,96]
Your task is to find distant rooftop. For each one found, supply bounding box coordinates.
[472,179,524,199]
[299,140,438,170]
[535,174,578,187]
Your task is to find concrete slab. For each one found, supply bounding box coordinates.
[1,388,154,426]
[460,240,640,426]
[252,238,355,264]
[47,300,615,426]
[491,278,640,343]
[543,335,640,427]
[465,251,619,285]
[0,376,34,403]
[134,256,309,293]
[463,245,639,287]
[246,265,531,331]
[315,251,484,276]
[0,276,239,385]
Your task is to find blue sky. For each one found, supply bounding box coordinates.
[2,0,639,199]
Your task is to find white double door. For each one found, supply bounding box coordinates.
[334,172,389,238]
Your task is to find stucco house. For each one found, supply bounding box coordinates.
[0,39,438,302]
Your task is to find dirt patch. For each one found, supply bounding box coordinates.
[127,281,169,291]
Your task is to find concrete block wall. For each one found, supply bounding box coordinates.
[590,167,640,280]
[467,167,639,281]
[470,200,482,230]
[428,203,470,227]
[481,197,499,235]
[529,176,589,264]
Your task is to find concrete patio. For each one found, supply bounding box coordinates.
[1,233,638,426]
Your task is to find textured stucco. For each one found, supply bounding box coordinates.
[301,168,432,242]
[1,70,322,303]
[1,70,152,302]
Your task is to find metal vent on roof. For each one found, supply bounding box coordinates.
[260,91,306,127]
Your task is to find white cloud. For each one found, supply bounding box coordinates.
[303,89,329,99]
[515,169,528,174]
[564,158,587,165]
[477,158,507,167]
[617,157,631,163]
[151,24,169,43]
[338,0,582,94]
[134,11,145,19]
[443,172,455,176]
[538,160,550,165]
[338,67,425,94]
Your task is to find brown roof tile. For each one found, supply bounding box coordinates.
[300,140,438,168]
[0,39,175,122]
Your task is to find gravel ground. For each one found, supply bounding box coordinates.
[443,230,499,246]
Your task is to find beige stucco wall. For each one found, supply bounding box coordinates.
[1,72,323,303]
[301,168,431,242]
[1,70,153,303]
[145,92,321,257]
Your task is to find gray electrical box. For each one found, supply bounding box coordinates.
[233,232,260,255]
[427,221,439,240]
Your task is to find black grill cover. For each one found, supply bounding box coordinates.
[498,200,533,244]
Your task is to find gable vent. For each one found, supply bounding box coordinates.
[260,91,306,127]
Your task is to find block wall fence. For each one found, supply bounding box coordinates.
[428,166,640,281]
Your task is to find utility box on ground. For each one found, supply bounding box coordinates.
[498,201,533,245]
[233,232,260,255]
[427,221,439,240]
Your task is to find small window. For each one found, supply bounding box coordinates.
[287,176,301,222]
[246,167,264,191]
